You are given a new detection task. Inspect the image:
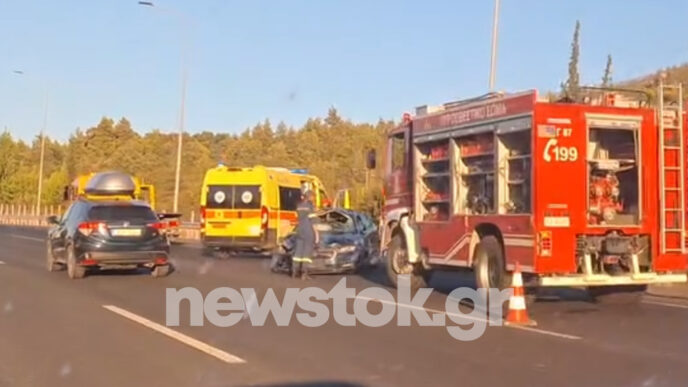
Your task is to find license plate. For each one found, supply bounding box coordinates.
[111,228,142,237]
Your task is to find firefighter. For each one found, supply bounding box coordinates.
[292,190,318,279]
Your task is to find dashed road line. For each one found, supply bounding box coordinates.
[102,305,246,364]
[356,295,582,341]
[10,234,44,243]
[642,300,688,310]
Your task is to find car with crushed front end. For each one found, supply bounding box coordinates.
[271,208,380,274]
[46,199,171,279]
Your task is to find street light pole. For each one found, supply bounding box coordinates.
[14,70,48,214]
[138,0,188,214]
[174,67,187,213]
[489,0,501,91]
[37,87,48,215]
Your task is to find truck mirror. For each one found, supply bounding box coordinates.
[366,149,377,170]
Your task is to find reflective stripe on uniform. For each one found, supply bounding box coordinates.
[292,257,313,263]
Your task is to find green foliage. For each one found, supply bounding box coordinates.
[562,20,581,100]
[602,54,613,87]
[2,109,393,218]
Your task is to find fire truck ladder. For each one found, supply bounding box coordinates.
[658,82,686,254]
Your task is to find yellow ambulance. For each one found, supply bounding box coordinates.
[199,165,334,253]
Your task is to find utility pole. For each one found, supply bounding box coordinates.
[489,0,501,91]
[139,1,190,213]
[37,87,48,214]
[13,70,48,214]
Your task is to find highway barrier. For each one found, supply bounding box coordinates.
[0,204,201,241]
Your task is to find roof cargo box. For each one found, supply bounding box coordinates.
[84,171,136,197]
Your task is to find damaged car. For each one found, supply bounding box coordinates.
[271,208,379,274]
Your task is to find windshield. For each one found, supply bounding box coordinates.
[314,211,356,233]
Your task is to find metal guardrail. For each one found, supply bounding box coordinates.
[0,214,202,241]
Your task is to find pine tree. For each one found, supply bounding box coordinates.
[602,54,613,87]
[563,20,581,100]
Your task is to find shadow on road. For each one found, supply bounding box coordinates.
[83,263,177,278]
[243,382,366,387]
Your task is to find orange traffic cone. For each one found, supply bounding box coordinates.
[505,263,536,326]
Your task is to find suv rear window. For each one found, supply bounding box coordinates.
[88,205,158,222]
[207,185,261,209]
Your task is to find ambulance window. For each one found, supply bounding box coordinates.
[390,133,406,170]
[319,189,329,206]
[279,187,302,211]
[234,186,262,209]
[207,185,233,209]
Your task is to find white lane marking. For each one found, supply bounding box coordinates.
[356,296,582,341]
[0,260,5,265]
[102,305,246,364]
[10,234,44,242]
[642,300,688,310]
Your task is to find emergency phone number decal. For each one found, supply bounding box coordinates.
[538,125,578,162]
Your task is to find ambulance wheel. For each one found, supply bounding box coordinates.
[588,285,646,305]
[474,235,509,290]
[386,233,429,290]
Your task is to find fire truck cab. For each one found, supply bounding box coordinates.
[376,83,688,295]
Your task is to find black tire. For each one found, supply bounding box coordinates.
[385,233,429,290]
[46,241,62,272]
[152,264,171,278]
[66,246,86,280]
[588,285,647,305]
[473,235,509,290]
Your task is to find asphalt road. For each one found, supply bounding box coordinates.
[1,225,688,387]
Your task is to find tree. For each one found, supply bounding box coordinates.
[562,20,581,100]
[602,54,613,87]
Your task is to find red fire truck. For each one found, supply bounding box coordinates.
[373,82,688,299]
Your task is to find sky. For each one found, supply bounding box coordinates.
[1,0,687,143]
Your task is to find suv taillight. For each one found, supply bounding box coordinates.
[78,221,105,236]
[148,222,166,230]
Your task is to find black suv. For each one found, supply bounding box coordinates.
[46,199,171,279]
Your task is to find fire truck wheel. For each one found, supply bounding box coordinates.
[588,285,647,305]
[474,235,508,290]
[386,234,428,290]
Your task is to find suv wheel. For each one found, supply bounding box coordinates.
[152,264,171,278]
[46,241,62,272]
[66,247,86,279]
